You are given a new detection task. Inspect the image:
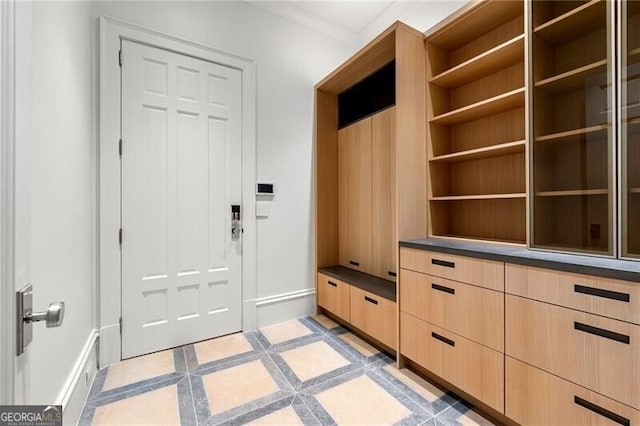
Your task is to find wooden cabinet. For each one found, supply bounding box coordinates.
[371,107,397,280]
[338,117,373,273]
[400,269,504,351]
[506,264,640,325]
[350,286,396,350]
[317,273,350,322]
[401,313,504,413]
[425,0,526,244]
[506,356,640,426]
[530,0,614,255]
[622,0,640,258]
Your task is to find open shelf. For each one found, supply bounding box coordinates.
[430,140,525,163]
[431,88,525,126]
[535,124,609,143]
[535,189,608,197]
[535,60,607,93]
[430,35,524,88]
[430,193,526,201]
[535,0,606,44]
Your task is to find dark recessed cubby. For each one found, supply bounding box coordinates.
[338,60,395,129]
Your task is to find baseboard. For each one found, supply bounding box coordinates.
[56,329,98,426]
[255,288,316,327]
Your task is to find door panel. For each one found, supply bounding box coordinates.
[121,40,242,358]
[338,117,372,273]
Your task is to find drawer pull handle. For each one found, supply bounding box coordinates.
[431,332,455,347]
[432,259,455,268]
[431,283,455,295]
[574,285,630,303]
[349,260,359,267]
[364,296,378,305]
[574,322,630,344]
[327,280,338,287]
[388,271,397,277]
[574,396,630,426]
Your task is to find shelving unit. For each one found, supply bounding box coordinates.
[426,0,526,244]
[531,0,613,255]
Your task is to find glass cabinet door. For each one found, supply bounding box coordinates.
[531,0,614,255]
[622,0,640,258]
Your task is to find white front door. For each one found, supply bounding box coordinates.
[121,40,242,359]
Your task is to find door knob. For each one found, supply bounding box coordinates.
[24,302,65,328]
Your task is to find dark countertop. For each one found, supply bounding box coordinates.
[400,238,640,283]
[318,265,397,302]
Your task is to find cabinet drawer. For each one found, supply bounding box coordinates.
[400,269,504,351]
[400,248,504,291]
[506,295,640,409]
[317,273,350,321]
[507,356,640,426]
[506,264,640,325]
[350,286,396,350]
[401,313,504,413]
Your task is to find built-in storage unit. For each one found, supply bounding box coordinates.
[622,0,640,258]
[530,0,614,255]
[426,0,526,244]
[315,22,427,352]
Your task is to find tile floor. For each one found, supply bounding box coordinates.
[79,315,497,425]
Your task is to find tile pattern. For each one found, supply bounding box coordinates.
[80,315,497,425]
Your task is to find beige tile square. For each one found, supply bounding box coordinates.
[339,333,379,357]
[202,359,279,415]
[313,314,339,329]
[260,320,313,345]
[280,340,349,382]
[103,350,175,391]
[248,406,303,425]
[194,333,253,365]
[383,365,444,403]
[316,375,411,425]
[92,384,180,425]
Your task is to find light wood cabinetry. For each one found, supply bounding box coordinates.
[317,273,350,322]
[506,294,640,409]
[425,0,526,244]
[530,0,614,255]
[350,286,396,349]
[401,313,504,413]
[506,264,640,325]
[400,269,503,351]
[338,117,373,273]
[506,356,640,426]
[400,247,504,291]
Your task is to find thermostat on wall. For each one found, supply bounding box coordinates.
[256,183,275,195]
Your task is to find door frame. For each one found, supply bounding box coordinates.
[99,17,257,367]
[0,0,16,404]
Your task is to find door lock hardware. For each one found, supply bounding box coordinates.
[16,284,66,356]
[231,205,241,241]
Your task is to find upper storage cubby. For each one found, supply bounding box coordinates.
[426,0,526,244]
[530,0,614,255]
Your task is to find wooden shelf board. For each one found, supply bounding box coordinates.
[534,0,605,44]
[426,1,523,49]
[630,47,640,58]
[535,60,607,93]
[535,189,608,197]
[535,124,609,142]
[430,88,525,126]
[627,117,640,125]
[430,35,524,88]
[630,187,640,194]
[430,234,526,246]
[430,193,526,201]
[430,140,525,163]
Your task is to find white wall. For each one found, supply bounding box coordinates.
[14,0,98,405]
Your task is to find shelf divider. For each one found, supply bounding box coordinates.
[430,140,525,163]
[535,124,609,143]
[534,0,605,43]
[535,60,607,93]
[430,193,526,201]
[535,189,608,197]
[431,88,525,126]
